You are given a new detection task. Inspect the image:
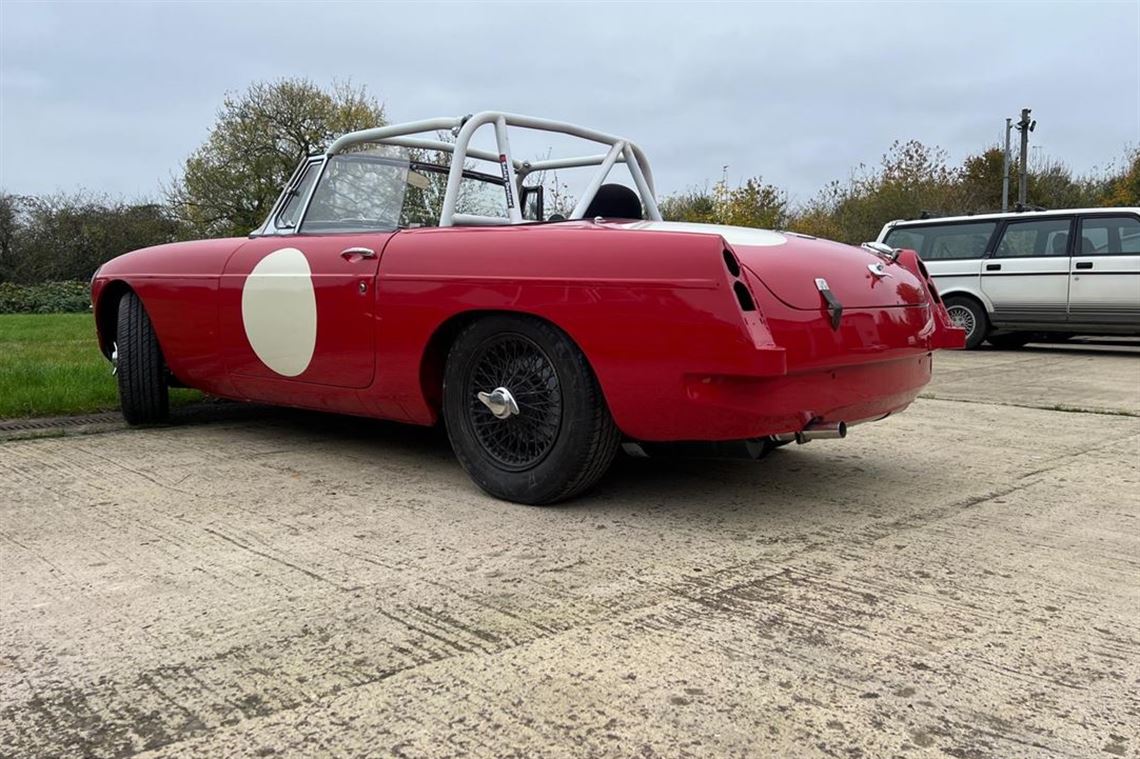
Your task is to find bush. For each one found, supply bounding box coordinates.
[0,192,184,285]
[0,281,91,314]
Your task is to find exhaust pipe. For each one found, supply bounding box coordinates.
[772,421,847,445]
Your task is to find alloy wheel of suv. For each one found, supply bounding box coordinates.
[943,296,987,349]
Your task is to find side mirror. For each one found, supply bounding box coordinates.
[520,185,545,221]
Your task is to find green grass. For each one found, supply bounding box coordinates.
[0,313,201,418]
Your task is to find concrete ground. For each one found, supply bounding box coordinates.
[1,342,1138,758]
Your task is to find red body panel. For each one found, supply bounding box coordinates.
[219,233,391,399]
[92,221,963,442]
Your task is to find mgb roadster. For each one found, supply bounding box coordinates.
[92,111,964,504]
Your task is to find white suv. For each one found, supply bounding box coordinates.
[877,208,1140,348]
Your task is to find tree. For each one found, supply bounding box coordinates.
[167,79,386,238]
[789,140,960,244]
[954,147,1006,211]
[661,175,787,228]
[0,193,18,281]
[1097,148,1139,207]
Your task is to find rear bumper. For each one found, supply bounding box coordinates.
[615,351,931,442]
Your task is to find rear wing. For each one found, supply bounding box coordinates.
[323,111,663,227]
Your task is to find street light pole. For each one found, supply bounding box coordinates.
[1015,108,1034,208]
[1001,118,1012,212]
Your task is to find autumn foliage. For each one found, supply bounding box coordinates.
[663,141,1140,244]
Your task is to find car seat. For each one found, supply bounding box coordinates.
[583,184,643,219]
[1049,233,1069,255]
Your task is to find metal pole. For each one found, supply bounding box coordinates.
[1016,108,1032,208]
[1001,118,1011,212]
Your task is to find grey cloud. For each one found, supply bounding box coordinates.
[2,1,1137,204]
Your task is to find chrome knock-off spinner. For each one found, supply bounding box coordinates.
[476,387,520,420]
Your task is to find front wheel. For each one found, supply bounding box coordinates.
[443,315,620,505]
[115,291,169,424]
[943,296,988,350]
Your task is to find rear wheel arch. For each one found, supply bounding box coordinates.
[419,310,610,423]
[939,286,993,314]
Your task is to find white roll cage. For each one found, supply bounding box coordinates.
[260,111,662,234]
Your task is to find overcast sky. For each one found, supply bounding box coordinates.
[2,1,1138,206]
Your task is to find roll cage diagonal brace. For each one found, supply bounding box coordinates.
[316,111,663,228]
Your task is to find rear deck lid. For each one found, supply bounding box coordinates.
[737,234,927,310]
[607,221,926,310]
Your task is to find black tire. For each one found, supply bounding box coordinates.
[443,315,620,505]
[115,291,169,425]
[987,332,1032,350]
[943,295,988,349]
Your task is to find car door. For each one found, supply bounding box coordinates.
[980,216,1074,325]
[1068,213,1140,328]
[219,150,412,399]
[220,233,390,390]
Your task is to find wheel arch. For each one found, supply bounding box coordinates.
[418,309,607,422]
[94,279,136,359]
[939,286,993,315]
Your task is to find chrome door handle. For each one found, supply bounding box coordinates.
[340,247,375,259]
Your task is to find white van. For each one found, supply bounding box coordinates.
[877,208,1140,348]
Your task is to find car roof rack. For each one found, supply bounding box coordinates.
[915,204,1049,222]
[326,111,663,227]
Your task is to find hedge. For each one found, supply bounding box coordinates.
[0,281,91,314]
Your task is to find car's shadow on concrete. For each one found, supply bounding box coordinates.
[590,448,888,510]
[171,400,453,455]
[982,336,1140,358]
[168,400,889,512]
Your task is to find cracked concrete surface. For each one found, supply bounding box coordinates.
[1,343,1138,758]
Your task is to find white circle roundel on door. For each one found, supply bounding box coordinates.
[241,247,317,377]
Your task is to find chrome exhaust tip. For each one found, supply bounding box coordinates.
[772,421,847,444]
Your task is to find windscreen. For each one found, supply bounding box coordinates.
[299,146,509,232]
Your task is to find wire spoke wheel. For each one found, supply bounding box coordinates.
[444,314,620,504]
[465,333,563,471]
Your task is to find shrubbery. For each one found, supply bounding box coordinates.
[0,192,182,286]
[0,281,90,314]
[662,143,1140,244]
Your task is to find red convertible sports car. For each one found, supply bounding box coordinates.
[92,111,964,504]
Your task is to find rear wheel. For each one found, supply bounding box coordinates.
[443,315,620,505]
[115,291,169,425]
[943,295,988,349]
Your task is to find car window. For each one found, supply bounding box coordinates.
[301,153,409,234]
[1077,215,1140,255]
[276,163,319,230]
[298,149,510,232]
[883,222,995,260]
[994,218,1072,258]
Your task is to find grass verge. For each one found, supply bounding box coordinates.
[0,313,201,418]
